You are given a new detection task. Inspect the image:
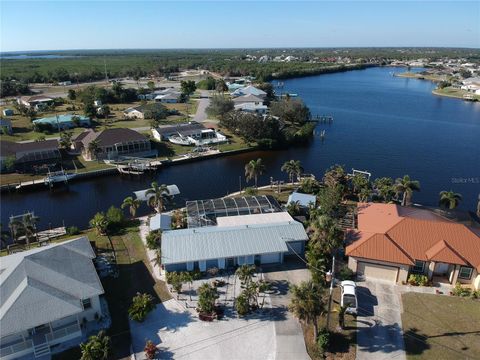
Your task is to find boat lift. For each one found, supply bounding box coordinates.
[348,169,372,181]
[105,156,162,175]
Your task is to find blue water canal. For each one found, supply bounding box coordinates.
[1,67,479,230]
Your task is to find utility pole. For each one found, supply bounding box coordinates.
[325,255,336,331]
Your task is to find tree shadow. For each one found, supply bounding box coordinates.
[403,327,431,356]
[357,322,409,355]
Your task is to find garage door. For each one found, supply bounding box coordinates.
[261,253,280,264]
[357,262,398,283]
[285,241,304,255]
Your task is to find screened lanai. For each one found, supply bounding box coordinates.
[186,195,283,228]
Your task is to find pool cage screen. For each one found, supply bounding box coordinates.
[186,195,283,228]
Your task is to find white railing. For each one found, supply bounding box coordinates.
[0,340,33,357]
[46,324,81,342]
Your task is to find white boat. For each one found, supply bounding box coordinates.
[44,170,76,185]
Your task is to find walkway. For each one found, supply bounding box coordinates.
[356,280,406,360]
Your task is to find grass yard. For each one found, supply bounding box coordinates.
[401,292,480,360]
[433,87,480,101]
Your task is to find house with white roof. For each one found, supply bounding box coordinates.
[0,237,106,360]
[161,196,308,272]
[231,85,267,99]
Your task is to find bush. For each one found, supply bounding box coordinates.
[243,187,258,196]
[144,340,157,359]
[66,226,80,235]
[235,293,250,316]
[407,274,429,286]
[452,282,472,297]
[128,293,156,322]
[338,266,355,281]
[146,231,161,250]
[317,328,330,351]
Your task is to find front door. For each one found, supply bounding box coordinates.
[434,263,450,275]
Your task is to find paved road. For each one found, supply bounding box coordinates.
[356,280,406,360]
[192,90,211,123]
[263,261,311,360]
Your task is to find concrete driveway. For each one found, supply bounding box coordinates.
[192,90,211,123]
[263,259,311,360]
[130,299,275,360]
[356,280,406,360]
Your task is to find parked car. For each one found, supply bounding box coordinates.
[340,280,358,316]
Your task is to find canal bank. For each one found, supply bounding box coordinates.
[2,67,479,231]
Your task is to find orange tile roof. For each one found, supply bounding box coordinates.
[346,203,480,271]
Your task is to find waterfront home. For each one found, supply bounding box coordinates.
[346,203,480,288]
[73,128,155,161]
[161,195,307,271]
[287,192,317,208]
[231,85,267,99]
[234,102,268,115]
[232,94,264,105]
[0,237,106,360]
[0,118,13,134]
[0,139,61,170]
[151,122,226,146]
[32,114,91,131]
[17,95,54,110]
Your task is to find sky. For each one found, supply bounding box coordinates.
[0,1,479,52]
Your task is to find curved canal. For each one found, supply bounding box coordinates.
[2,67,479,230]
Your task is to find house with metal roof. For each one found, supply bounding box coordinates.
[0,237,106,360]
[73,128,155,161]
[346,203,480,288]
[231,85,267,99]
[32,114,91,131]
[161,197,308,272]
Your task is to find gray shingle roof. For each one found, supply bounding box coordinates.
[0,237,104,337]
[161,221,307,265]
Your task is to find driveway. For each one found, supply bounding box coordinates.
[263,259,311,360]
[356,280,406,360]
[192,90,211,123]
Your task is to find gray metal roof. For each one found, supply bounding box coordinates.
[161,221,307,265]
[0,237,104,337]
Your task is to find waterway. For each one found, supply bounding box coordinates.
[1,67,479,230]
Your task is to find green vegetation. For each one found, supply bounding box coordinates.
[439,190,462,210]
[80,330,111,360]
[197,283,219,315]
[244,158,266,188]
[401,292,480,360]
[128,292,156,322]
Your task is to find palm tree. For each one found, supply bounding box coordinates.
[235,264,256,286]
[287,200,301,216]
[289,280,324,340]
[87,140,101,160]
[309,215,342,254]
[89,212,108,235]
[245,158,265,188]
[394,175,420,206]
[439,191,462,210]
[80,330,111,360]
[152,248,162,268]
[121,196,141,218]
[21,213,38,247]
[146,182,170,213]
[281,160,303,184]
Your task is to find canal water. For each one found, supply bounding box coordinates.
[2,67,479,230]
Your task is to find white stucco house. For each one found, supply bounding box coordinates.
[0,237,107,360]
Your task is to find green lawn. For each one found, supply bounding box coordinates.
[433,87,480,101]
[401,292,480,360]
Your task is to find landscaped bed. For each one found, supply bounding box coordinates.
[401,292,480,360]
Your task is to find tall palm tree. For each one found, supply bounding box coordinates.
[146,182,170,213]
[21,213,38,247]
[89,212,108,235]
[439,190,462,210]
[289,280,324,340]
[87,140,101,160]
[281,160,303,184]
[245,158,265,188]
[394,175,420,206]
[121,196,141,218]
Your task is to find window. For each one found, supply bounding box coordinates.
[412,260,425,273]
[82,298,92,310]
[458,266,473,280]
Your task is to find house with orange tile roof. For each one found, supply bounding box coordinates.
[345,203,480,289]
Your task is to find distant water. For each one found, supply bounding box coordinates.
[1,54,80,59]
[1,67,479,230]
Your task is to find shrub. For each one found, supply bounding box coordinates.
[198,283,218,315]
[317,328,330,351]
[128,293,156,322]
[338,266,355,281]
[146,231,161,250]
[66,226,80,235]
[452,282,472,297]
[471,290,480,299]
[243,187,258,196]
[144,340,157,359]
[235,293,250,316]
[407,274,429,286]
